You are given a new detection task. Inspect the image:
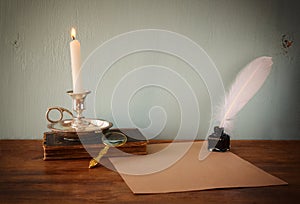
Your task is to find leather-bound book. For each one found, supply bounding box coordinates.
[43,128,148,160]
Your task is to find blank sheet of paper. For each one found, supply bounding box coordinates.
[109,142,287,194]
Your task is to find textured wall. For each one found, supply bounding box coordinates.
[0,0,299,139]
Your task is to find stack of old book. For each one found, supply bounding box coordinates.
[43,128,148,160]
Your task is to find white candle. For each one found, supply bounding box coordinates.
[70,28,84,93]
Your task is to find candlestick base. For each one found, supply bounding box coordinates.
[47,118,112,133]
[71,117,89,128]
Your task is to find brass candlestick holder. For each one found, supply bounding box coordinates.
[46,90,112,132]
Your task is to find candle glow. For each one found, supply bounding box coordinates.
[71,27,76,40]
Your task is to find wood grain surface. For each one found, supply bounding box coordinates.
[0,140,299,203]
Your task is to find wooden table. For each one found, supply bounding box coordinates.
[0,140,299,203]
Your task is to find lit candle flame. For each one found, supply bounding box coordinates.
[71,28,76,40]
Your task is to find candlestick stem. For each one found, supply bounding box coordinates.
[67,90,91,128]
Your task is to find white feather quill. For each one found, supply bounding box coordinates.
[217,56,273,133]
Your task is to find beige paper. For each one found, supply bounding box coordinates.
[110,142,287,194]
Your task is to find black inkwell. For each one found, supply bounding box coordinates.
[208,126,230,152]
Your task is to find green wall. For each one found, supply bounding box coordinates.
[0,0,299,139]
